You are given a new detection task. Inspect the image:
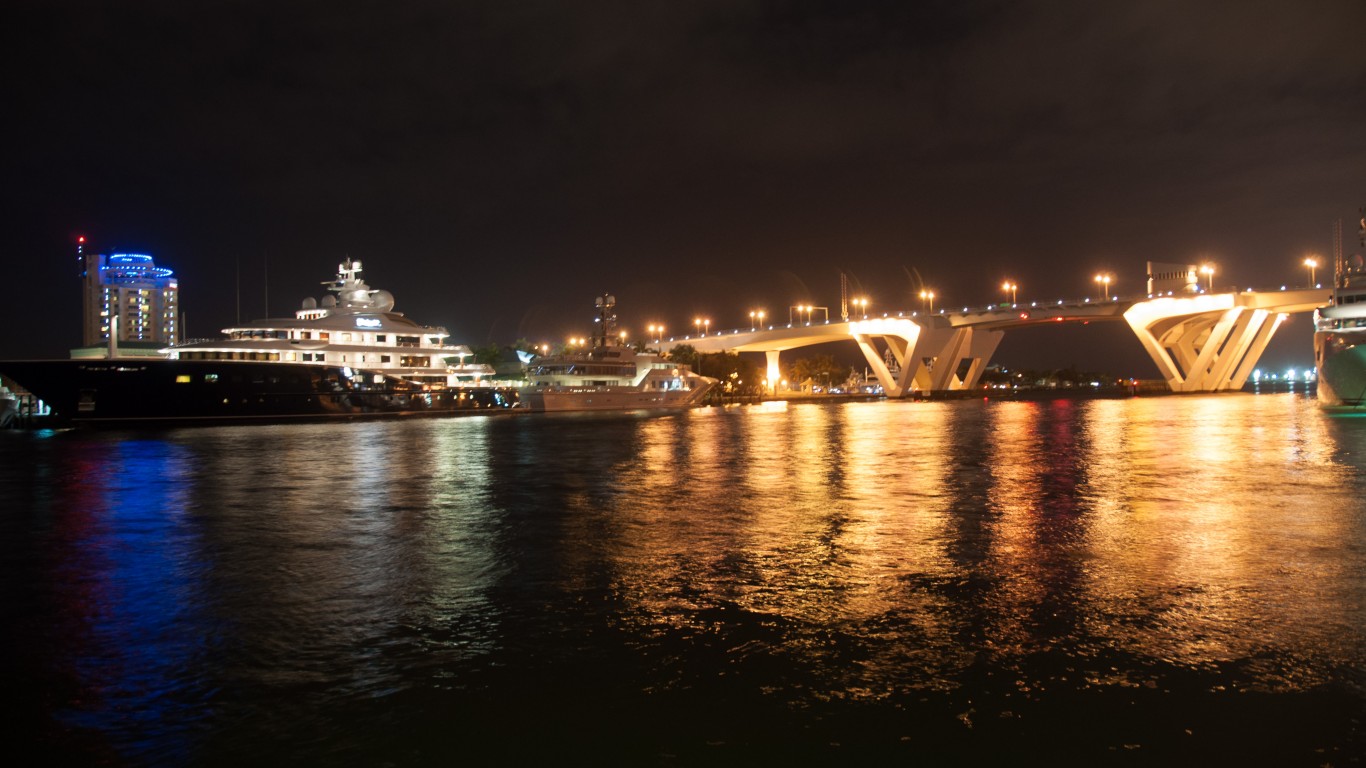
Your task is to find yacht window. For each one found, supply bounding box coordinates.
[320,333,330,341]
[381,355,391,363]
[342,333,352,342]
[376,334,387,343]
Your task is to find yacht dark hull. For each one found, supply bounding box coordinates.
[0,358,517,426]
[1315,331,1366,407]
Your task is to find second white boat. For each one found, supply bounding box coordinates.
[519,295,715,412]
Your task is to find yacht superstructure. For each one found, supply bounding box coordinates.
[169,258,493,387]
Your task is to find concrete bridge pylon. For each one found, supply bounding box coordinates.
[1122,294,1285,392]
[848,317,1003,397]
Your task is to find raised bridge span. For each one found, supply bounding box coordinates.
[659,289,1328,396]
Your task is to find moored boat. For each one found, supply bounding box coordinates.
[0,258,516,425]
[1314,211,1366,407]
[519,295,715,412]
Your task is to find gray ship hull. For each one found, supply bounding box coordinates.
[1315,331,1366,406]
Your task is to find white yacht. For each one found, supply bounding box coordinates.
[519,295,715,412]
[169,258,494,388]
[0,259,513,426]
[1314,213,1366,407]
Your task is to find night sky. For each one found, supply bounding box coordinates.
[4,0,1364,376]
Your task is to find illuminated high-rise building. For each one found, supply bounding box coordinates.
[81,250,179,346]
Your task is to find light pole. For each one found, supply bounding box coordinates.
[1199,264,1215,292]
[852,297,869,318]
[919,289,935,314]
[757,309,765,328]
[1094,274,1112,300]
[1304,256,1319,287]
[694,317,702,337]
[1002,281,1017,304]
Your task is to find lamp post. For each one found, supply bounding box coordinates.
[1304,256,1318,287]
[1199,264,1215,292]
[694,317,702,337]
[1002,281,1017,304]
[1094,274,1112,300]
[852,297,869,318]
[757,309,765,328]
[919,290,935,314]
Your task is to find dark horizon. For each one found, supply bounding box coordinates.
[3,1,1363,377]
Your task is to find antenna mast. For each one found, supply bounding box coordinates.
[840,272,849,322]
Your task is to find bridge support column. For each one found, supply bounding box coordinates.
[1124,296,1289,392]
[765,350,782,395]
[850,319,1004,397]
[853,333,909,397]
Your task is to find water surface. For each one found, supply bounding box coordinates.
[3,393,1364,765]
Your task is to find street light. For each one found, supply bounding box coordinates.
[1002,281,1018,304]
[1094,274,1113,300]
[852,297,869,318]
[748,309,766,330]
[1199,264,1215,292]
[919,289,935,314]
[1304,256,1319,287]
[647,323,664,343]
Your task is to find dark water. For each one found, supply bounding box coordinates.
[3,393,1365,766]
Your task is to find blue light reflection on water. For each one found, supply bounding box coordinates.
[3,393,1366,765]
[2,434,206,764]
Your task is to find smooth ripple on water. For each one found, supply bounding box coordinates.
[3,392,1365,765]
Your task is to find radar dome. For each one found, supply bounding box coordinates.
[321,294,337,308]
[370,290,395,312]
[301,296,317,309]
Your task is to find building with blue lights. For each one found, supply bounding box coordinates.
[81,252,179,347]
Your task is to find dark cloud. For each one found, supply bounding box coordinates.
[2,0,1363,375]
